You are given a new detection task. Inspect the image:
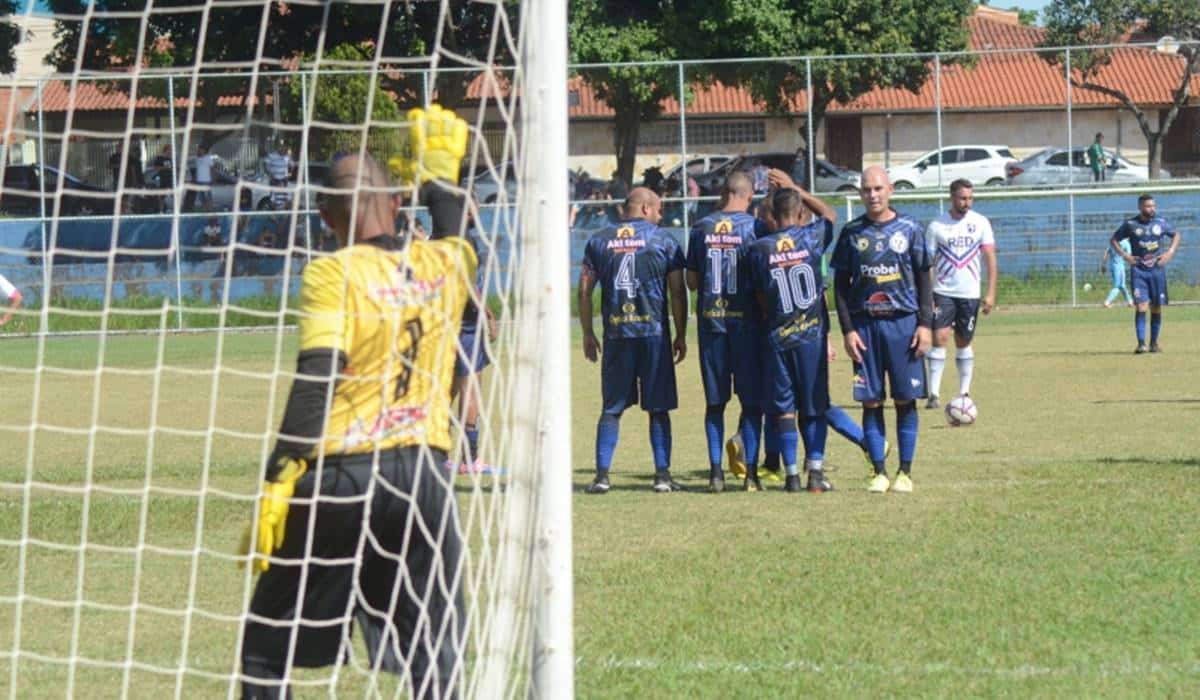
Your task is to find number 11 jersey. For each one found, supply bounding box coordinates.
[686,211,766,334]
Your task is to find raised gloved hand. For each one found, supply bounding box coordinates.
[388,104,469,187]
[239,455,307,573]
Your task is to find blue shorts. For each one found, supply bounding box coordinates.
[697,328,763,410]
[1131,266,1168,306]
[455,325,491,377]
[601,335,678,415]
[763,339,829,418]
[850,313,926,403]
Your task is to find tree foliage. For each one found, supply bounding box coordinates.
[278,43,404,164]
[681,0,974,172]
[0,0,19,75]
[569,0,680,185]
[43,1,511,148]
[1042,0,1200,178]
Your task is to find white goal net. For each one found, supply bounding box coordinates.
[0,1,571,697]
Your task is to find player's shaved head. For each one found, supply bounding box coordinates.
[625,186,656,211]
[772,188,803,226]
[625,186,663,224]
[321,154,398,245]
[724,171,753,198]
[859,166,894,221]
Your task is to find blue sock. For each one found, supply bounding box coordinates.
[800,414,828,463]
[649,412,671,471]
[595,414,619,472]
[862,406,887,473]
[1135,311,1146,344]
[704,405,725,473]
[1150,313,1162,344]
[762,415,780,470]
[778,416,800,476]
[465,425,479,463]
[896,402,919,474]
[825,404,864,449]
[739,408,763,469]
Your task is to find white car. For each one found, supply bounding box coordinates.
[887,145,1015,190]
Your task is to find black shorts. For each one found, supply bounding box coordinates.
[240,446,464,698]
[933,293,981,343]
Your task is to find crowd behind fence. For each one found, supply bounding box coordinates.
[1,41,1198,316]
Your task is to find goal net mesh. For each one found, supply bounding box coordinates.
[0,1,554,697]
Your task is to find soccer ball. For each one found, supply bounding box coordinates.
[1083,282,1093,292]
[945,395,978,427]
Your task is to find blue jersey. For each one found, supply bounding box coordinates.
[1113,215,1176,271]
[832,211,929,317]
[582,218,685,340]
[748,219,833,351]
[686,210,766,334]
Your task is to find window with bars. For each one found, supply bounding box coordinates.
[637,120,766,147]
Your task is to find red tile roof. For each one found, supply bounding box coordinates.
[561,8,1199,117]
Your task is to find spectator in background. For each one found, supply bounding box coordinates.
[151,144,173,169]
[194,144,215,211]
[1088,133,1107,183]
[263,140,294,186]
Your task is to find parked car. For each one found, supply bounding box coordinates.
[662,155,733,184]
[695,151,861,195]
[1004,147,1170,187]
[887,145,1015,189]
[0,164,114,217]
[144,164,253,212]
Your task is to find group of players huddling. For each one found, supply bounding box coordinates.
[578,165,1181,495]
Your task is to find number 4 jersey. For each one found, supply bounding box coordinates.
[748,219,833,351]
[582,219,685,339]
[686,210,767,334]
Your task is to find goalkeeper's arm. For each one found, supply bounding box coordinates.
[265,349,345,478]
[389,104,470,239]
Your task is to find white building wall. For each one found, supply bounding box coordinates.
[860,108,1152,168]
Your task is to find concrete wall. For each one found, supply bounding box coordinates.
[10,16,56,80]
[564,107,1161,177]
[566,116,828,181]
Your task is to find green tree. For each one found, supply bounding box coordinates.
[44,1,510,148]
[1042,0,1200,179]
[278,43,404,164]
[682,0,974,176]
[0,0,19,75]
[569,0,680,185]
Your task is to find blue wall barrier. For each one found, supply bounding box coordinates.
[1,192,1196,308]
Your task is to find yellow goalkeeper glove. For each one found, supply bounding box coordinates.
[388,104,469,187]
[239,456,307,574]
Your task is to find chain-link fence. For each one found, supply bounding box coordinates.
[2,35,1198,308]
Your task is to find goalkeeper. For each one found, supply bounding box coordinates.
[239,107,475,700]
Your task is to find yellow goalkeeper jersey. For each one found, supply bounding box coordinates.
[297,235,477,456]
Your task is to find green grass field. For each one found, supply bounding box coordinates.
[2,306,1199,697]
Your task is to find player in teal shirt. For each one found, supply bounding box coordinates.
[1101,238,1133,308]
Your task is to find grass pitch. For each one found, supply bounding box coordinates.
[1,306,1199,697]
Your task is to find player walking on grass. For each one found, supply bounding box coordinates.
[686,171,766,493]
[1111,194,1180,354]
[1101,238,1133,308]
[924,179,996,409]
[747,187,837,493]
[579,187,688,494]
[833,166,933,494]
[238,107,473,699]
[0,271,21,327]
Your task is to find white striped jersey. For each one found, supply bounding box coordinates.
[926,209,994,299]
